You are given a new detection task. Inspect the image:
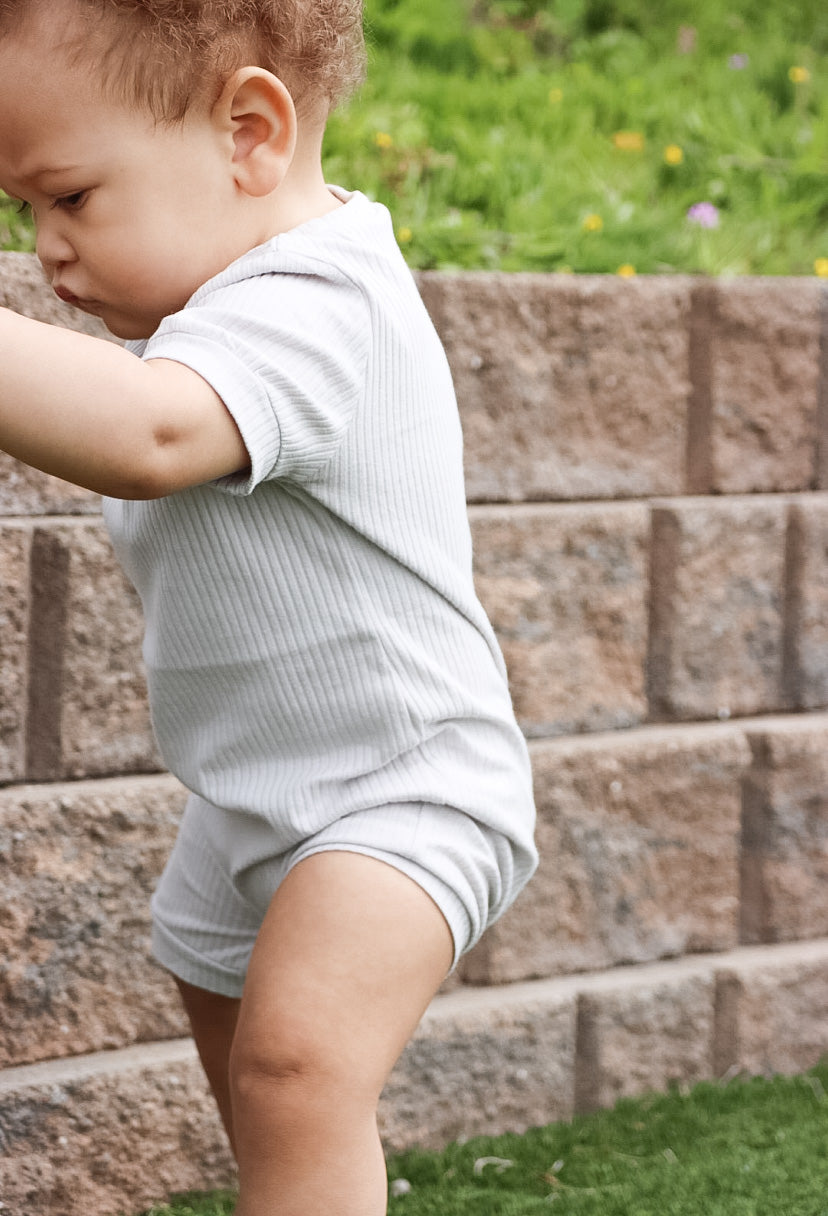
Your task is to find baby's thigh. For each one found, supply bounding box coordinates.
[233,849,454,1096]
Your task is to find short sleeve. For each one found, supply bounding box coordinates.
[140,267,370,494]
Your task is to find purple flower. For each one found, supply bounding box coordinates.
[729,53,749,70]
[687,201,720,229]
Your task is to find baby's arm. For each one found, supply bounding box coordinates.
[0,308,249,498]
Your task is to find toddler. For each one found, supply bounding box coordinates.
[0,1,538,1212]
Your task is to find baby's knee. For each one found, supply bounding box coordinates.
[231,1036,316,1094]
[228,1027,376,1122]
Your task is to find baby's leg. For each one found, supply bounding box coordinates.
[229,849,453,1216]
[175,978,240,1151]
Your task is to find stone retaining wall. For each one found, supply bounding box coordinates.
[2,252,828,1213]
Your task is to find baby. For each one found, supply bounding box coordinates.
[0,1,538,1212]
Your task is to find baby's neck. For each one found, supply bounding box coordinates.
[258,119,340,240]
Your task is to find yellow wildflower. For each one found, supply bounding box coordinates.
[616,264,637,277]
[789,66,810,84]
[548,87,564,104]
[582,213,604,233]
[815,258,828,278]
[664,144,684,165]
[612,130,645,152]
[374,131,393,149]
[398,227,413,244]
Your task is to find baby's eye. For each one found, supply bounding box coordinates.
[16,200,31,216]
[53,191,88,211]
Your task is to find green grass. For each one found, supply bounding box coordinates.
[142,1062,828,1215]
[322,0,828,274]
[2,0,827,273]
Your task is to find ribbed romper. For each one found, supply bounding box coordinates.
[103,188,538,996]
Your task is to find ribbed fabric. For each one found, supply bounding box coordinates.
[103,189,537,897]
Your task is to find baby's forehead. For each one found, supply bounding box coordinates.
[0,1,196,123]
[0,0,107,75]
[0,0,86,40]
[2,0,365,124]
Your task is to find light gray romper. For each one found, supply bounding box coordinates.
[103,188,537,996]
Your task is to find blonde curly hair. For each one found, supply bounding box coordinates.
[0,0,365,120]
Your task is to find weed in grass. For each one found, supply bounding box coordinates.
[141,1061,828,1216]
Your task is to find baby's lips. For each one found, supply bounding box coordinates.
[53,284,82,307]
[53,285,102,316]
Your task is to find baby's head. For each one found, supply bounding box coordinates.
[0,0,366,124]
[0,0,365,338]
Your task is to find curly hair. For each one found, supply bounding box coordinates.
[0,0,365,120]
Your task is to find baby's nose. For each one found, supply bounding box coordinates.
[35,223,77,274]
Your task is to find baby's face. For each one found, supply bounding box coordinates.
[0,28,254,338]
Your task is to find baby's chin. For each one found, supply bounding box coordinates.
[105,321,153,340]
[101,310,165,341]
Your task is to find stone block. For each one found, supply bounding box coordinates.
[417,272,690,503]
[574,962,716,1113]
[0,523,29,784]
[0,252,111,516]
[648,496,788,721]
[783,496,828,710]
[708,280,822,493]
[0,1042,235,1216]
[460,724,748,985]
[470,502,649,736]
[0,776,189,1068]
[740,715,828,945]
[26,519,160,781]
[381,982,577,1151]
[714,939,828,1076]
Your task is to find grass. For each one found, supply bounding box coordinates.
[2,0,827,275]
[142,1061,828,1215]
[323,0,828,275]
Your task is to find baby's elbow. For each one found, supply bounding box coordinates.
[121,426,246,499]
[110,433,193,500]
[108,470,178,501]
[115,476,179,501]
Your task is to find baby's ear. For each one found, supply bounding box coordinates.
[215,68,297,196]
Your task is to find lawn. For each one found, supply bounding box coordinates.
[2,0,827,275]
[142,1061,828,1214]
